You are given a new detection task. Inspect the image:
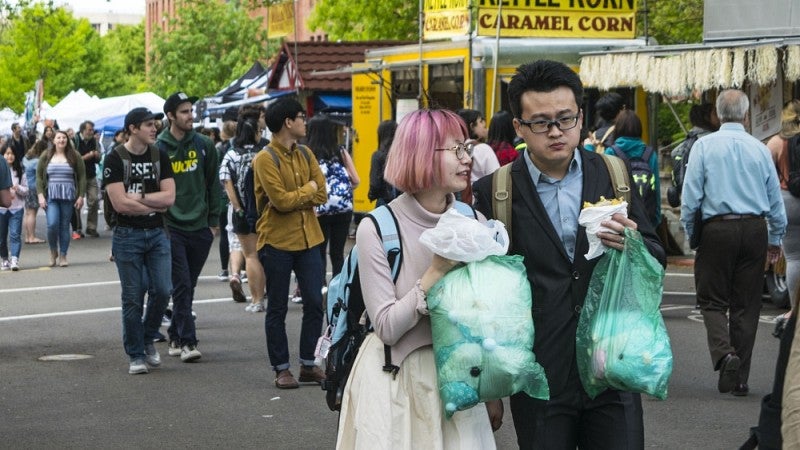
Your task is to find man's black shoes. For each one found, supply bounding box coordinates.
[717,353,741,393]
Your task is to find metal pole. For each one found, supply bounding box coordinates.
[490,0,502,115]
[419,0,424,107]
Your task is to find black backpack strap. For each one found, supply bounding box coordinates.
[148,144,161,182]
[610,144,628,161]
[114,145,133,188]
[641,145,655,162]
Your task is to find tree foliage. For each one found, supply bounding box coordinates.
[0,2,96,111]
[149,0,269,98]
[98,24,148,96]
[308,0,418,41]
[638,0,703,45]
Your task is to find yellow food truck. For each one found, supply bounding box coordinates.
[349,35,649,213]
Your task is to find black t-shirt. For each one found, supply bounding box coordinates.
[102,146,174,229]
[76,136,99,178]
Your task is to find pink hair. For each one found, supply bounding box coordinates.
[384,109,469,193]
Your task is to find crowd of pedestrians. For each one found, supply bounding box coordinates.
[7,56,800,448]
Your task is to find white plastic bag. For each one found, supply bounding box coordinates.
[578,201,628,260]
[419,208,509,262]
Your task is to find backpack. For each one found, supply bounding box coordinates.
[610,144,657,226]
[786,135,800,198]
[227,144,259,210]
[666,130,701,207]
[491,154,631,249]
[103,145,161,228]
[320,200,476,412]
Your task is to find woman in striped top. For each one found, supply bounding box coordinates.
[36,130,86,267]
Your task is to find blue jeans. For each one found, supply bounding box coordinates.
[113,226,172,361]
[167,227,213,346]
[46,199,73,255]
[259,243,324,371]
[0,208,23,259]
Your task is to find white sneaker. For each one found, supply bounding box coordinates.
[168,340,182,357]
[9,257,19,271]
[246,302,265,313]
[144,343,161,367]
[0,259,9,271]
[129,359,148,374]
[180,344,202,362]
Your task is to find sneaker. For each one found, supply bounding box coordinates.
[290,288,302,304]
[9,257,19,271]
[85,229,99,238]
[153,331,166,343]
[0,259,9,271]
[161,314,171,327]
[246,301,265,313]
[240,271,248,283]
[217,269,229,282]
[229,274,247,303]
[168,340,182,357]
[180,344,202,362]
[71,231,82,240]
[144,343,161,367]
[129,359,148,375]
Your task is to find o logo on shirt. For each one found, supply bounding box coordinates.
[188,150,197,159]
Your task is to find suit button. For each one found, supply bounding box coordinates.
[574,305,582,314]
[572,271,579,280]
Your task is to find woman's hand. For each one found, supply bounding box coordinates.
[486,399,504,432]
[419,254,461,294]
[38,193,46,209]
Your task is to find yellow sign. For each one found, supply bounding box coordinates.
[351,66,389,212]
[424,0,470,40]
[268,1,294,39]
[477,0,637,39]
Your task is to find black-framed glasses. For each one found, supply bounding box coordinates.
[434,142,474,160]
[518,115,580,134]
[295,113,306,121]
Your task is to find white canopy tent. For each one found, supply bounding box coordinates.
[44,91,166,131]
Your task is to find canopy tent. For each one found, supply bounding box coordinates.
[48,92,166,131]
[94,114,126,133]
[209,61,272,105]
[204,90,293,119]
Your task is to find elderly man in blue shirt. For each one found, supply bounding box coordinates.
[681,89,787,397]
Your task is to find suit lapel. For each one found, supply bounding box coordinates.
[511,157,571,262]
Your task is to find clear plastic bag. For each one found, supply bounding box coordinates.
[427,255,549,418]
[576,228,672,400]
[419,208,509,262]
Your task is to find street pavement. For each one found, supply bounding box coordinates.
[0,218,790,449]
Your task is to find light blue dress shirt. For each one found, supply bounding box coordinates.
[523,148,583,261]
[680,122,787,245]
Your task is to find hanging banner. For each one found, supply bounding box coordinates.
[268,0,294,39]
[476,0,637,39]
[423,0,470,41]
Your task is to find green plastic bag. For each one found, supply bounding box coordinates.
[576,228,672,400]
[427,255,549,418]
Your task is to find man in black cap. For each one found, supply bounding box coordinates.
[157,92,222,363]
[104,107,175,374]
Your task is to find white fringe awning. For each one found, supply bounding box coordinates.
[579,42,800,95]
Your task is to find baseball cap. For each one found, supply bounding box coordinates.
[164,92,199,115]
[124,107,165,130]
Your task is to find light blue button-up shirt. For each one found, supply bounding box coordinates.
[523,148,583,261]
[680,122,787,245]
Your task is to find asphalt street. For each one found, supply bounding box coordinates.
[0,216,790,449]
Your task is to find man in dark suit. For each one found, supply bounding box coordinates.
[474,60,666,449]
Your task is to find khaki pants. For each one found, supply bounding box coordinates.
[784,316,800,446]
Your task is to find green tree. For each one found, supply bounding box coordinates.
[308,0,417,41]
[98,23,148,95]
[149,0,269,97]
[0,2,96,111]
[639,0,703,45]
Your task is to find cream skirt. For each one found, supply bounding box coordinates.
[335,334,496,450]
